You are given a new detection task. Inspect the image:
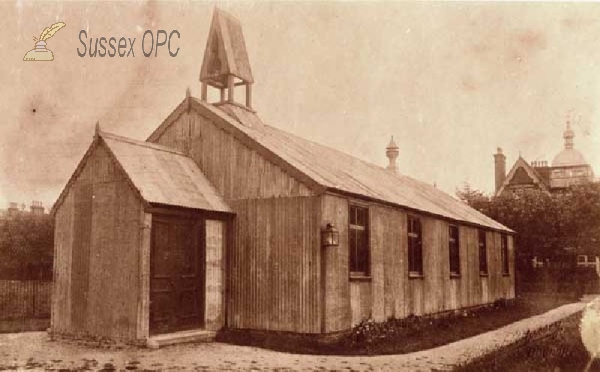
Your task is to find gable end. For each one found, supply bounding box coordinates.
[147,99,322,199]
[51,136,148,217]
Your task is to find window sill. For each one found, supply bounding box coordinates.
[480,272,489,277]
[349,274,372,282]
[450,273,461,279]
[502,273,510,277]
[408,272,424,279]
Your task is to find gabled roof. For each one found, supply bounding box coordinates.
[496,156,550,197]
[51,130,231,216]
[199,8,254,87]
[102,132,231,212]
[148,98,512,233]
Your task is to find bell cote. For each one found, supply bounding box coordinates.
[199,8,254,111]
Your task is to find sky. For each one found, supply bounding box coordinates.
[1,1,600,211]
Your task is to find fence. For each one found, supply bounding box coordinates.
[0,280,51,320]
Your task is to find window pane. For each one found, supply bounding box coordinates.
[415,238,423,273]
[449,226,458,241]
[349,205,369,275]
[349,229,357,272]
[408,237,414,272]
[501,235,509,274]
[479,231,487,274]
[408,217,423,275]
[358,208,368,227]
[449,247,457,273]
[449,226,459,274]
[357,229,368,273]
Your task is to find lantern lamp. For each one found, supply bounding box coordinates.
[322,223,340,247]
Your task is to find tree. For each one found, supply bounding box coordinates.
[0,214,54,280]
[456,182,490,211]
[457,183,600,258]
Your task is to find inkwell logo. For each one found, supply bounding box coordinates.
[23,22,66,61]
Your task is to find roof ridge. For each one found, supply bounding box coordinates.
[213,102,395,177]
[256,120,391,173]
[100,131,187,156]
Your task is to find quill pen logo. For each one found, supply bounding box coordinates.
[23,22,66,61]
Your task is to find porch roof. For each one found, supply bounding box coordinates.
[101,131,231,213]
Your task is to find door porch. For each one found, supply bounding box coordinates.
[137,209,228,347]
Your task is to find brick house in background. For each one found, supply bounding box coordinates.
[494,121,598,270]
[494,121,594,196]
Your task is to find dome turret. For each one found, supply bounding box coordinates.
[551,120,588,167]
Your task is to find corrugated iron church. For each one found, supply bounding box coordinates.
[51,9,515,347]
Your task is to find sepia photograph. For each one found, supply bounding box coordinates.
[1,1,600,370]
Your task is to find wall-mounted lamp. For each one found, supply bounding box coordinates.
[321,223,340,248]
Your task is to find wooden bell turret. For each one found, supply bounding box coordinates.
[199,8,254,110]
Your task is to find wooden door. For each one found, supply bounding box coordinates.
[150,215,205,334]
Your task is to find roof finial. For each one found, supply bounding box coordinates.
[186,86,192,110]
[563,115,575,150]
[95,121,101,136]
[386,135,399,173]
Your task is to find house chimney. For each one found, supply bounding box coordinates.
[494,147,506,192]
[30,201,44,216]
[7,202,18,218]
[386,136,399,173]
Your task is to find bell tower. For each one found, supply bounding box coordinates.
[200,8,254,110]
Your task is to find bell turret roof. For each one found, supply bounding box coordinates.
[199,8,254,88]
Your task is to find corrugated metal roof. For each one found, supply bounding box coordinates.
[101,132,231,213]
[207,101,511,232]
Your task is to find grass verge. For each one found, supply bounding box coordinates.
[218,294,575,355]
[455,312,596,371]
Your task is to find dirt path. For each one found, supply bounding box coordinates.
[0,302,585,371]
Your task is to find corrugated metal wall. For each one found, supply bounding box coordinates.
[322,194,515,331]
[320,194,351,332]
[71,183,92,331]
[227,197,321,333]
[205,219,225,331]
[151,110,314,200]
[52,143,144,341]
[52,189,73,332]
